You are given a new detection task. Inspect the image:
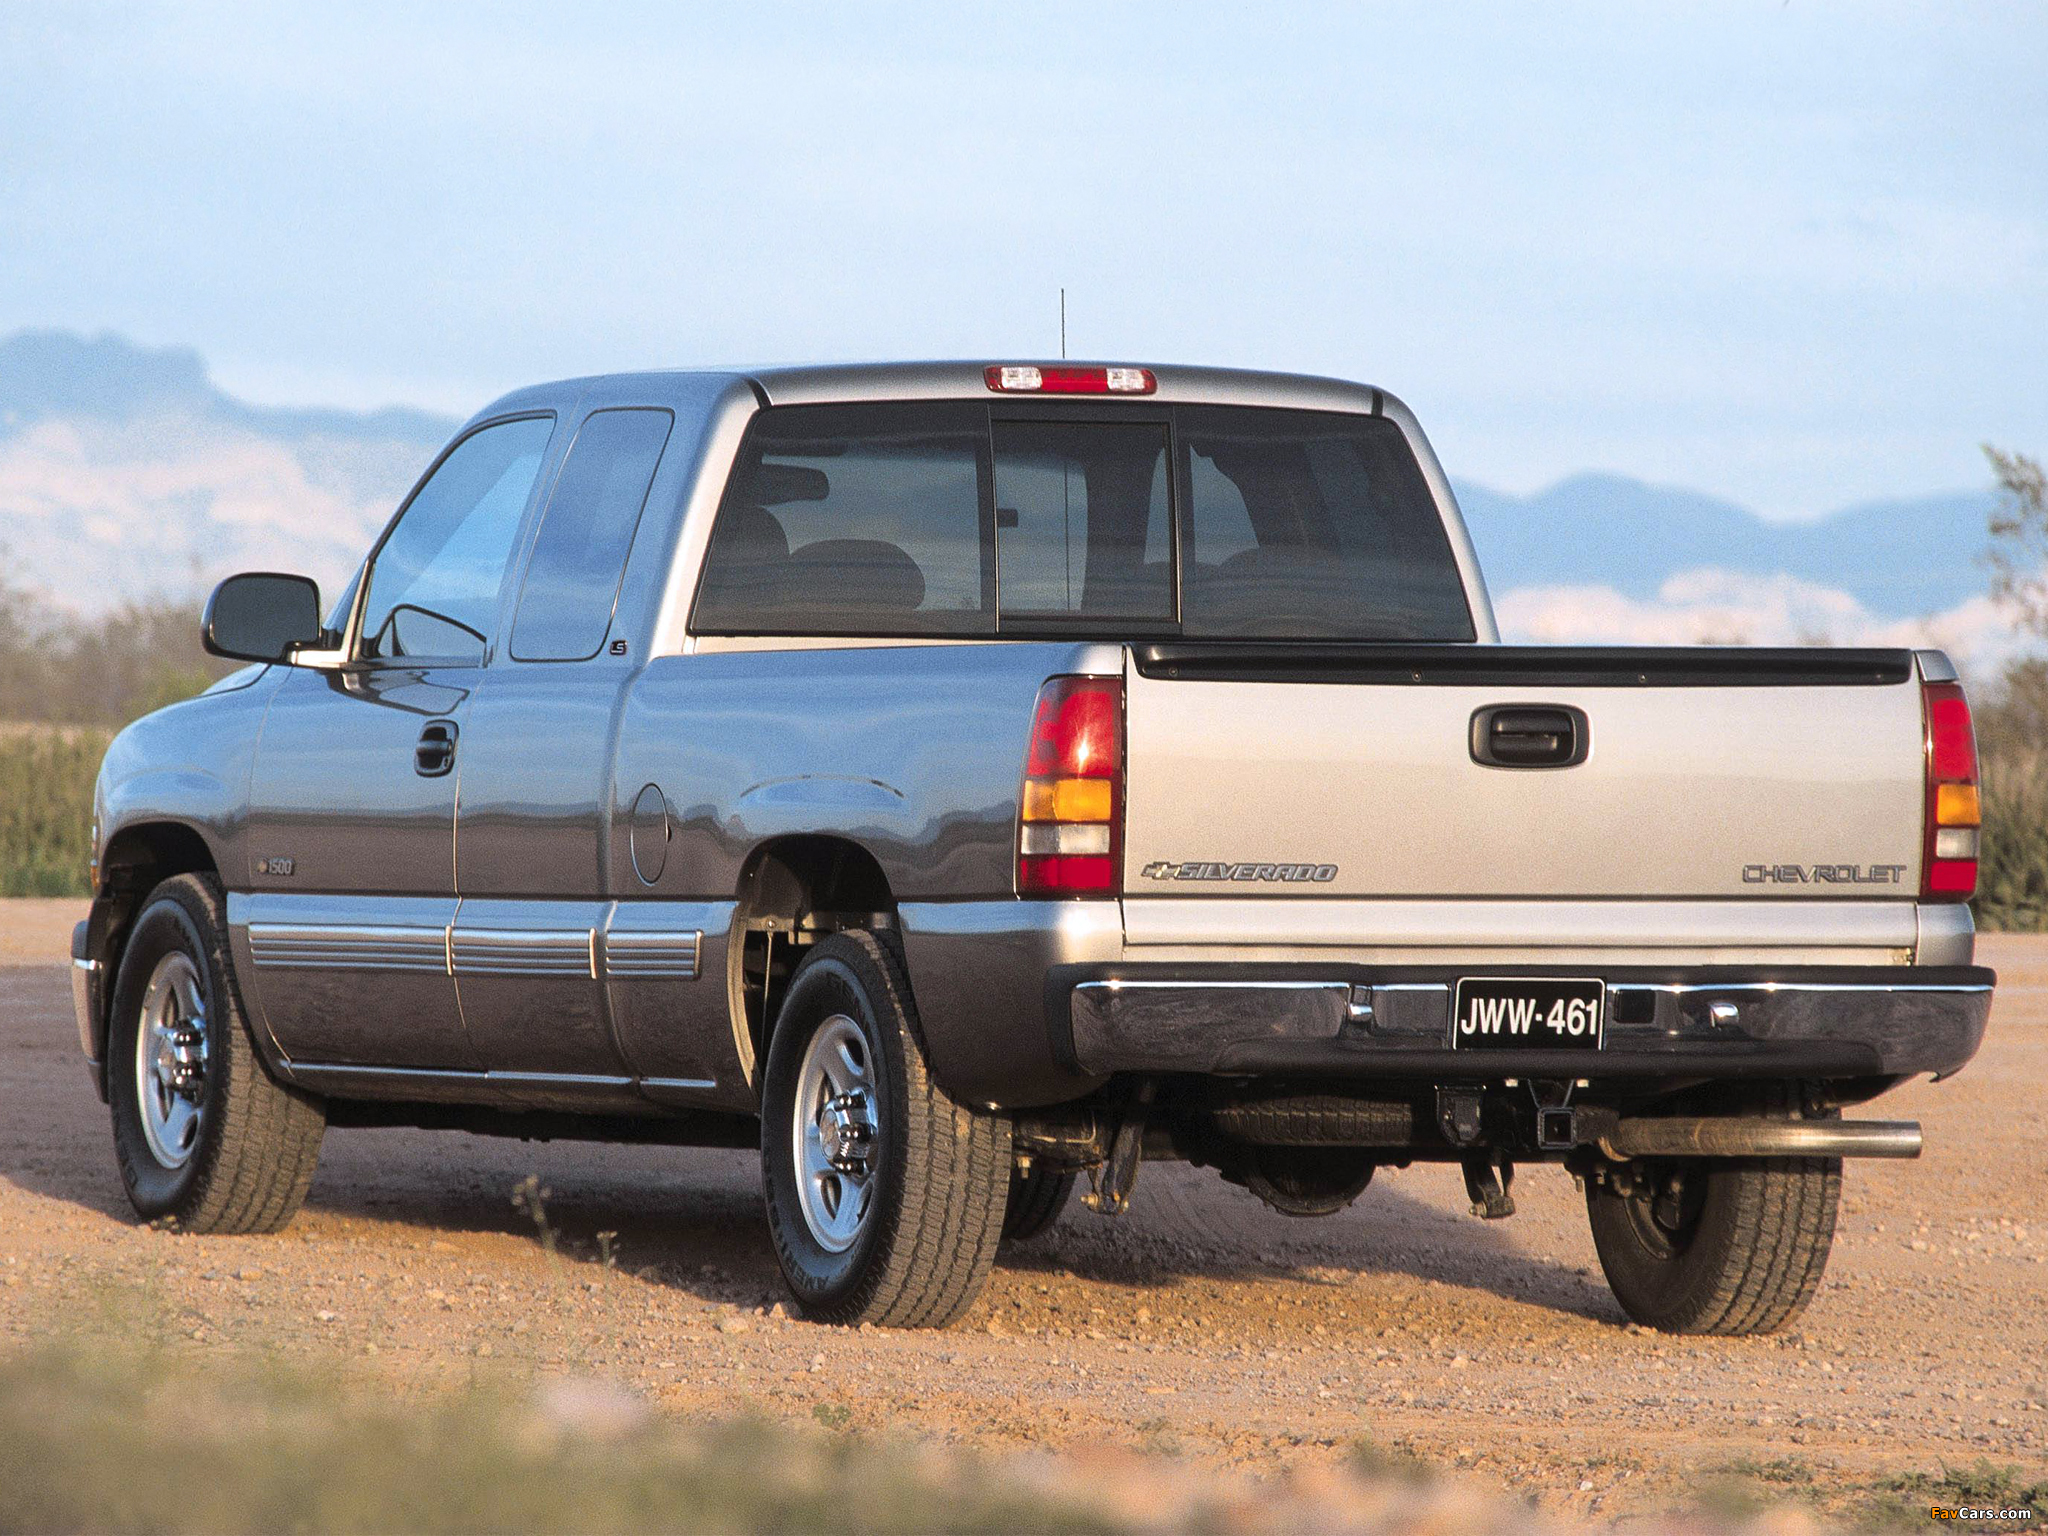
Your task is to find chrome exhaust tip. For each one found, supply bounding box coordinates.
[1598,1118,1922,1161]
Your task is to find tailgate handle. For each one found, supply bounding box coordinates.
[1471,705,1588,769]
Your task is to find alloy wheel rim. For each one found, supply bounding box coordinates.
[791,1014,880,1253]
[134,951,208,1169]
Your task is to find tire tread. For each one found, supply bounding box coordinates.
[762,930,1009,1329]
[1587,1090,1840,1337]
[111,873,324,1234]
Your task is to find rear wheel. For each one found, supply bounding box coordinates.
[107,873,326,1233]
[1001,1163,1075,1243]
[1586,1133,1840,1336]
[760,931,1011,1327]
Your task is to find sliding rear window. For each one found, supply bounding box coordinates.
[692,401,1472,640]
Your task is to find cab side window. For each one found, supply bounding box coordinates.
[357,416,555,664]
[510,409,675,661]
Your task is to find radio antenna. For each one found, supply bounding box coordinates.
[1060,288,1067,359]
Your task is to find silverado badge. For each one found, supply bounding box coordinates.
[1140,861,1338,883]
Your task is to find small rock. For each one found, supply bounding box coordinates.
[475,1342,493,1357]
[237,1267,262,1282]
[716,1315,751,1335]
[1578,1480,1595,1492]
[315,1310,338,1323]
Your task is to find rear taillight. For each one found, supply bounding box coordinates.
[984,364,1156,395]
[1922,679,1980,900]
[1017,675,1123,896]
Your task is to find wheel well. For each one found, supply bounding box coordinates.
[728,836,897,1085]
[85,821,220,1083]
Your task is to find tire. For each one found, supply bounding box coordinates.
[1586,1099,1840,1336]
[759,931,1011,1328]
[1002,1164,1075,1243]
[107,873,326,1233]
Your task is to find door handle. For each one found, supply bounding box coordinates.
[1470,704,1588,769]
[415,719,458,778]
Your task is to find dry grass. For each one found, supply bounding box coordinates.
[3,1283,2037,1536]
[0,725,107,897]
[0,1334,1113,1536]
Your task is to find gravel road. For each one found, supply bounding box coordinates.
[4,898,2043,1519]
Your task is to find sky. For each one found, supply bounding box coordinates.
[2,2,2044,520]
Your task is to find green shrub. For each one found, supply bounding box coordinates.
[0,726,108,897]
[1972,657,2048,931]
[1976,742,2048,931]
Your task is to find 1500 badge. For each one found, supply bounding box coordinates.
[1140,861,1338,883]
[1743,863,1906,885]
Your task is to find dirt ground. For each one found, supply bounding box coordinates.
[4,896,2044,1522]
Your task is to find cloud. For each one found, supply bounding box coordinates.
[1494,568,2034,680]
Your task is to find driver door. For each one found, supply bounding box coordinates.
[237,413,559,1071]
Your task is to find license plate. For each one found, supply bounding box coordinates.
[1451,977,1605,1049]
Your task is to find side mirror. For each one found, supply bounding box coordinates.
[201,573,328,664]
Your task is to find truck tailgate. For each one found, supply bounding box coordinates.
[1121,645,1926,908]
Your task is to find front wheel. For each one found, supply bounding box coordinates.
[107,873,326,1232]
[1586,1149,1840,1335]
[759,931,1011,1327]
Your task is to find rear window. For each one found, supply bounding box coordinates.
[1179,407,1475,641]
[692,402,1472,641]
[992,421,1172,620]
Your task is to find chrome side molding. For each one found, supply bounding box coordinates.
[603,928,701,980]
[247,922,451,973]
[245,907,704,982]
[450,927,596,979]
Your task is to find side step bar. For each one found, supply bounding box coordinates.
[1598,1118,1922,1161]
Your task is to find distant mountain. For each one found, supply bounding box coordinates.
[0,328,2001,622]
[1453,473,1996,619]
[0,328,454,445]
[0,329,456,612]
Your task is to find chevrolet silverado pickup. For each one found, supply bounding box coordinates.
[72,361,1993,1335]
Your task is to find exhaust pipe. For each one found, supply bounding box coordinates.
[1598,1117,1922,1161]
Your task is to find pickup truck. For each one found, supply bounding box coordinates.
[72,360,1993,1336]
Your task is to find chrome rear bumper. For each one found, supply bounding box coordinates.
[1066,968,1994,1082]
